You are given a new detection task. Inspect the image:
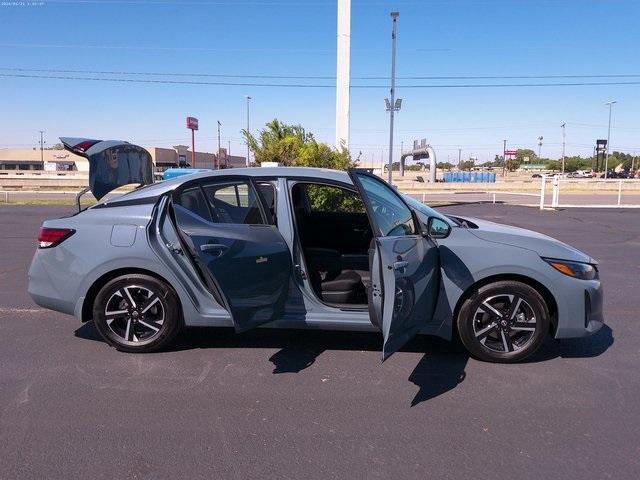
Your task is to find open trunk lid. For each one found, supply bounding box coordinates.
[60,137,154,200]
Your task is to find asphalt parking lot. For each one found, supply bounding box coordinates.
[1,204,638,479]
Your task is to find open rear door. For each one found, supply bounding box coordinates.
[171,178,292,332]
[349,170,440,361]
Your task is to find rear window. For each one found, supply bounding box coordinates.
[201,181,265,225]
[178,187,212,221]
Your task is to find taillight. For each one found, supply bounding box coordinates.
[72,140,99,153]
[38,228,75,248]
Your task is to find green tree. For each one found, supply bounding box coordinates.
[45,143,65,150]
[515,148,536,164]
[242,119,354,170]
[493,155,505,166]
[459,160,475,171]
[545,160,560,170]
[305,184,364,212]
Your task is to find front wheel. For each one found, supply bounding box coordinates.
[456,280,550,363]
[92,274,182,353]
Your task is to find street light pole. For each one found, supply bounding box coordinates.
[38,130,45,165]
[561,123,566,174]
[537,136,543,160]
[502,139,507,176]
[217,120,222,169]
[245,95,252,167]
[605,100,617,179]
[386,12,399,185]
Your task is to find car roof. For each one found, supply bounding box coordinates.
[102,167,353,205]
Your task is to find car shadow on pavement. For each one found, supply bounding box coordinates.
[406,338,469,407]
[74,322,470,404]
[74,322,613,406]
[527,324,614,362]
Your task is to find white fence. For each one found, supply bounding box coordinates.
[405,177,640,209]
[539,176,640,209]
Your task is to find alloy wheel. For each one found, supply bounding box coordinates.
[472,294,537,354]
[104,285,165,343]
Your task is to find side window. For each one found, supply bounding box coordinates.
[257,181,277,224]
[178,187,212,222]
[303,183,366,213]
[202,180,265,225]
[355,174,416,237]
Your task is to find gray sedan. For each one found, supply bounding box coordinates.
[28,142,603,363]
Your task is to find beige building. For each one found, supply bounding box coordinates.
[0,145,246,172]
[147,145,247,170]
[0,148,88,171]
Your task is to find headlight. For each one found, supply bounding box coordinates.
[543,258,598,280]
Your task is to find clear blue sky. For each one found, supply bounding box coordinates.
[1,0,639,164]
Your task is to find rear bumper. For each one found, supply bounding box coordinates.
[27,250,77,316]
[553,277,604,339]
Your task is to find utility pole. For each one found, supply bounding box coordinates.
[502,139,507,176]
[216,121,222,170]
[245,95,252,167]
[38,130,45,164]
[561,123,566,174]
[605,100,617,179]
[458,148,462,166]
[386,12,400,185]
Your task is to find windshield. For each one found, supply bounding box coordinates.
[402,194,451,224]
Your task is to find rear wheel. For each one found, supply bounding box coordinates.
[456,280,549,363]
[92,274,181,353]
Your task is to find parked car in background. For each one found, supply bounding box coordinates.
[28,144,604,363]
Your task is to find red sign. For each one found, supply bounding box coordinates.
[186,117,199,130]
[505,150,518,156]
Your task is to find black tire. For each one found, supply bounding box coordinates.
[456,280,550,363]
[92,274,181,353]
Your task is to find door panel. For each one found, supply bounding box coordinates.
[376,236,439,360]
[173,203,291,332]
[349,170,440,360]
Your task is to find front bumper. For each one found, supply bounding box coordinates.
[553,276,604,339]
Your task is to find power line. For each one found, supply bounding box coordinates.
[2,72,640,88]
[40,0,335,5]
[0,67,336,80]
[2,67,640,81]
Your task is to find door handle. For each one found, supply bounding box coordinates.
[200,243,229,256]
[392,260,409,271]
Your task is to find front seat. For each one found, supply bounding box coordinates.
[320,270,363,304]
[304,248,364,304]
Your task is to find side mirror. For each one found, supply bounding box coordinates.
[427,217,451,239]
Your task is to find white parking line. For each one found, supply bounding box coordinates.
[0,307,48,314]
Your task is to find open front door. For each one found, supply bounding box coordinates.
[171,177,292,332]
[349,171,440,361]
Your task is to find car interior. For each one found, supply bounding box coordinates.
[290,182,373,307]
[177,180,268,225]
